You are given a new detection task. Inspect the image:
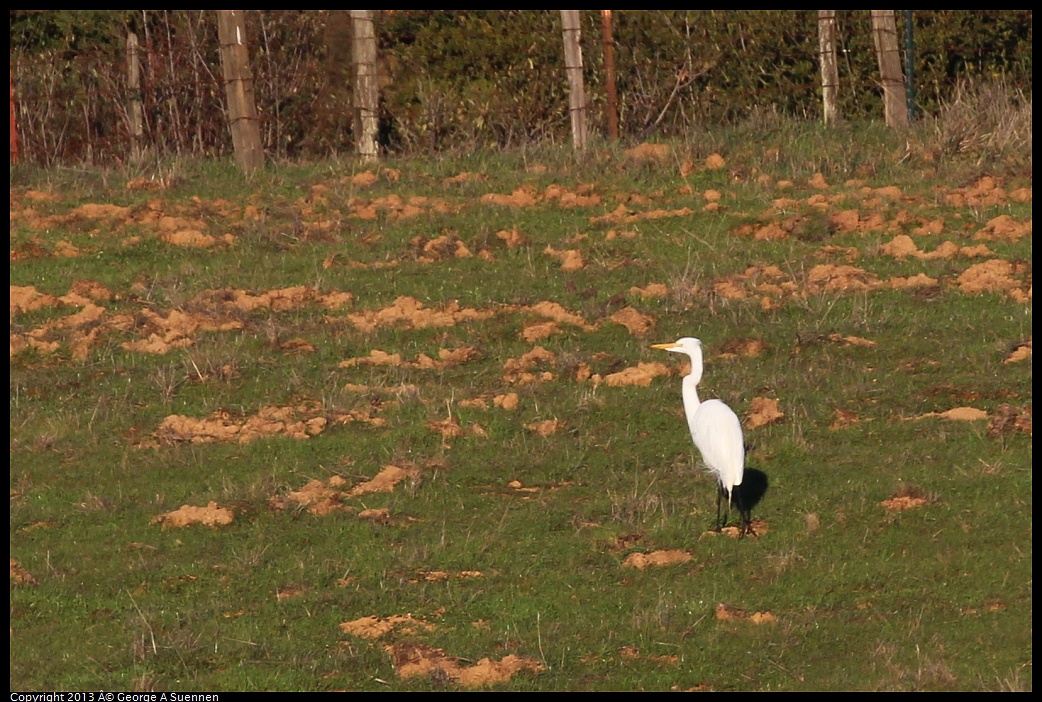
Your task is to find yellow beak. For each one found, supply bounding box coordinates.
[651,342,678,350]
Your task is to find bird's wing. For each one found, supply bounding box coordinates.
[692,399,745,487]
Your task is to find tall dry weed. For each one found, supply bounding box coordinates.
[930,78,1032,172]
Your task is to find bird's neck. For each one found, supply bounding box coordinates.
[682,373,702,409]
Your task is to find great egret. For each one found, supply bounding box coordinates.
[651,337,753,535]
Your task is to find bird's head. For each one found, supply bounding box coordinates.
[651,337,702,355]
[651,337,705,380]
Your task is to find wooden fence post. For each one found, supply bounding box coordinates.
[217,11,265,173]
[350,10,379,161]
[127,32,145,164]
[818,11,840,126]
[871,10,909,129]
[561,10,587,150]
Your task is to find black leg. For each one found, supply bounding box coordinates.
[715,483,724,532]
[734,484,756,537]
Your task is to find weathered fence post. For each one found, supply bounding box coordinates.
[217,10,265,174]
[561,10,587,150]
[350,10,379,161]
[126,32,145,164]
[818,11,840,126]
[871,10,909,129]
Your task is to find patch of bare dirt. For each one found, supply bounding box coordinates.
[942,176,1014,207]
[503,346,556,384]
[589,203,695,226]
[493,393,519,411]
[271,466,418,516]
[10,238,52,261]
[339,346,480,371]
[542,183,601,207]
[712,265,800,306]
[524,419,560,436]
[428,415,487,445]
[609,306,655,337]
[53,240,81,257]
[830,409,865,430]
[71,280,113,301]
[603,362,672,388]
[155,404,330,444]
[358,508,400,524]
[986,404,1032,437]
[520,321,560,342]
[344,296,494,333]
[881,485,928,512]
[10,285,60,315]
[349,194,456,221]
[275,586,307,601]
[806,264,880,293]
[507,480,540,494]
[386,643,545,687]
[625,142,670,164]
[881,234,994,260]
[955,259,1022,295]
[442,171,486,186]
[410,234,474,262]
[914,407,989,421]
[880,234,920,259]
[719,338,768,358]
[151,501,234,528]
[622,550,692,569]
[629,283,669,299]
[350,171,379,187]
[10,285,122,361]
[543,245,585,272]
[705,153,726,170]
[10,559,37,586]
[526,301,594,330]
[410,569,484,583]
[340,614,544,687]
[973,215,1032,242]
[1004,341,1031,364]
[272,476,350,515]
[481,186,539,207]
[193,286,353,312]
[746,397,784,429]
[495,227,526,248]
[715,603,777,623]
[20,189,60,203]
[887,273,940,290]
[125,177,168,191]
[703,520,769,539]
[340,614,435,639]
[828,333,876,347]
[349,464,418,495]
[808,172,830,189]
[116,308,242,355]
[71,202,133,220]
[160,229,234,249]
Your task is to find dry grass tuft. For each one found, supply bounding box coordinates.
[929,79,1032,172]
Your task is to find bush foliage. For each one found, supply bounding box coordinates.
[9,10,1033,163]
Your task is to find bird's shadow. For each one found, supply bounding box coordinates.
[737,467,769,515]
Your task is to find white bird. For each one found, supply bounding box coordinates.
[651,337,752,534]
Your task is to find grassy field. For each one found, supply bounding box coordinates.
[10,116,1032,690]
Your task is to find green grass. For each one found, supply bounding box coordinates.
[10,122,1032,691]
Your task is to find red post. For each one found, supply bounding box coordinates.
[601,11,618,140]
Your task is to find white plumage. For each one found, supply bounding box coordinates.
[652,337,752,533]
